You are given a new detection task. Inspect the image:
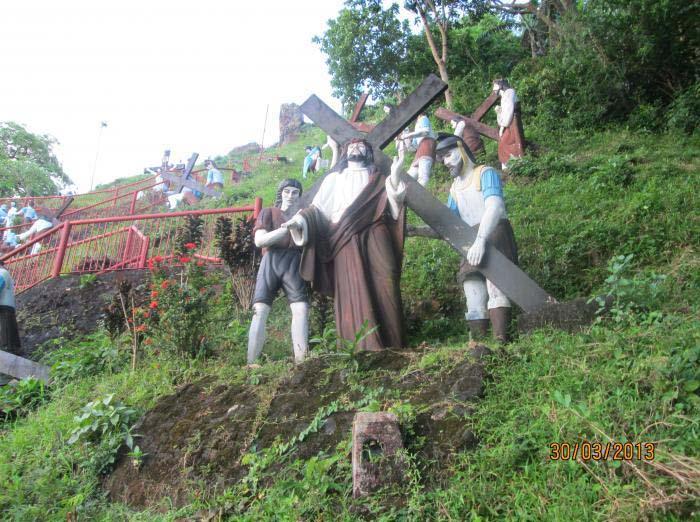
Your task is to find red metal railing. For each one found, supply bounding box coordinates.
[1,200,262,293]
[0,175,160,214]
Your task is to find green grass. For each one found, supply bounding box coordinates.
[1,124,698,520]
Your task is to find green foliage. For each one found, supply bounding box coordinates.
[43,332,127,383]
[0,121,71,197]
[149,253,213,358]
[313,0,411,106]
[67,394,141,474]
[666,81,700,135]
[78,273,97,289]
[592,254,666,325]
[0,378,48,423]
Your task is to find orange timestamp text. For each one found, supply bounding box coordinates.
[549,441,655,462]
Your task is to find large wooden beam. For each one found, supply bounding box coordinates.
[350,92,370,123]
[471,92,499,122]
[300,95,361,147]
[368,74,448,150]
[0,350,50,383]
[435,108,499,141]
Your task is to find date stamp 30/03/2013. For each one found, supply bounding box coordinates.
[549,441,656,462]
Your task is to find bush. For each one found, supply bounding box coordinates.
[666,81,700,135]
[147,248,213,358]
[0,378,48,423]
[68,394,141,474]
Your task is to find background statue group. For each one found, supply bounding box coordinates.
[248,77,524,364]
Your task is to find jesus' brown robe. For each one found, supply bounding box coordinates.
[297,169,406,352]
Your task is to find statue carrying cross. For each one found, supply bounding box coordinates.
[285,74,554,351]
[159,152,223,202]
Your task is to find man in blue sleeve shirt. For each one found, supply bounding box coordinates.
[436,132,519,343]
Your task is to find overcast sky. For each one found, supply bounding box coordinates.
[0,0,346,191]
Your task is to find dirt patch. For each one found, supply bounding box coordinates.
[105,345,491,510]
[15,271,150,358]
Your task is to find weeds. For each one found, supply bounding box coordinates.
[68,394,141,474]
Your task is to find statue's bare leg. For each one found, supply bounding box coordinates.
[463,277,489,340]
[247,302,270,364]
[290,301,309,364]
[487,279,512,343]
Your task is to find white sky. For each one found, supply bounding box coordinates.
[0,0,346,191]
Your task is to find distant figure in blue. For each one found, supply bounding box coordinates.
[0,204,7,227]
[205,159,224,191]
[302,146,321,179]
[19,201,37,223]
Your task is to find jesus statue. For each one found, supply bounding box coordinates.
[283,139,407,351]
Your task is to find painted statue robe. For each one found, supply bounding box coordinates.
[295,168,406,351]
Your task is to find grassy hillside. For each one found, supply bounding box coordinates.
[0,124,698,520]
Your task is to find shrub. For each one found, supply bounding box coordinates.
[68,394,141,474]
[0,378,48,423]
[148,249,213,358]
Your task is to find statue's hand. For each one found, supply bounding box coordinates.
[390,150,405,189]
[281,214,303,230]
[467,237,486,266]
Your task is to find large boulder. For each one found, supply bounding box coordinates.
[279,103,304,145]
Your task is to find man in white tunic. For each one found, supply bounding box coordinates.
[493,78,525,169]
[436,131,519,343]
[284,139,408,351]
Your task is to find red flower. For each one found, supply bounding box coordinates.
[135,324,146,332]
[144,338,153,346]
[184,242,197,250]
[154,255,164,263]
[179,256,191,263]
[151,290,158,298]
[196,260,205,267]
[143,311,150,319]
[149,301,158,309]
[160,280,170,289]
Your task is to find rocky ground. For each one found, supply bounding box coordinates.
[104,345,490,510]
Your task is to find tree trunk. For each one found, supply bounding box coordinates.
[416,2,453,108]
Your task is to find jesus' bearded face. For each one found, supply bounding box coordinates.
[347,141,370,166]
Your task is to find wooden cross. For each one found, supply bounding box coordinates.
[300,74,553,313]
[348,92,374,133]
[434,93,500,142]
[159,152,222,198]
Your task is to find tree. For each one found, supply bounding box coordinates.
[313,0,411,108]
[0,122,71,197]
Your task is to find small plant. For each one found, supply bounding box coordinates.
[590,254,667,324]
[68,394,141,474]
[78,273,97,289]
[215,215,259,310]
[174,215,203,256]
[0,378,48,423]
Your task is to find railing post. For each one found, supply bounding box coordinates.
[129,190,138,215]
[124,227,134,268]
[113,188,119,207]
[51,222,72,278]
[138,236,150,269]
[253,197,263,219]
